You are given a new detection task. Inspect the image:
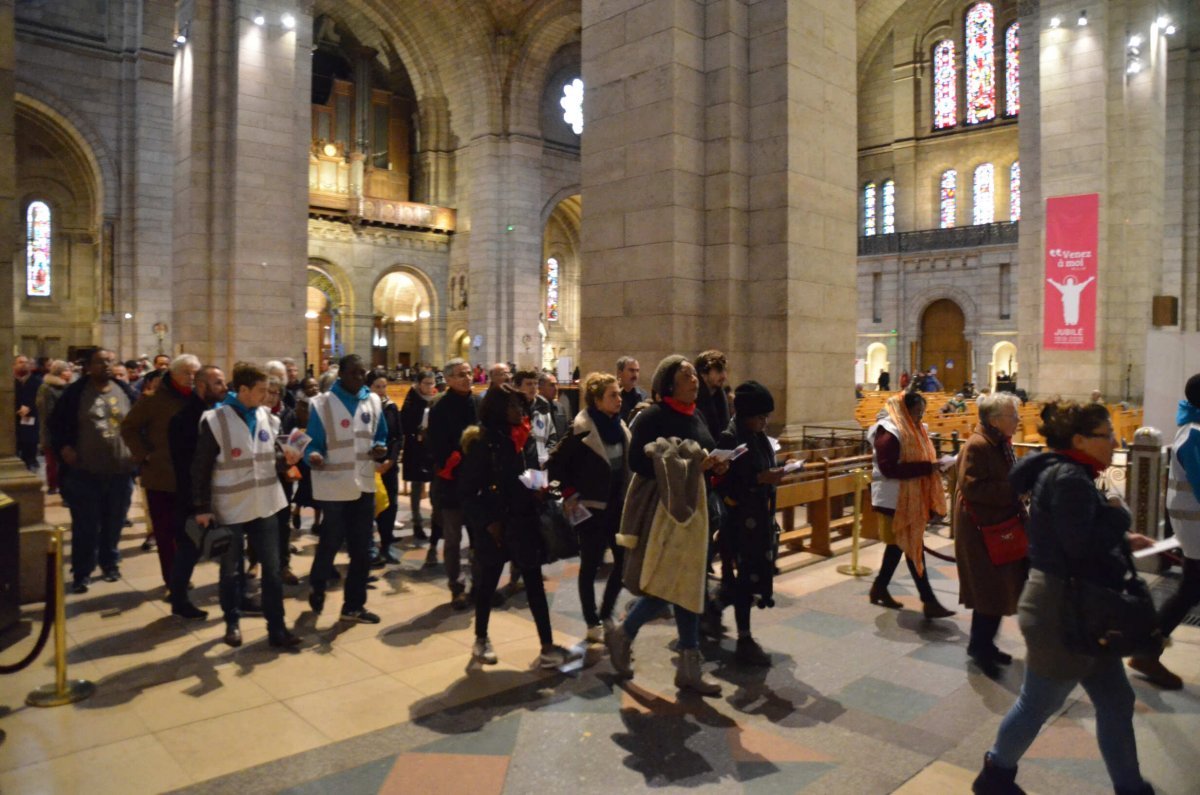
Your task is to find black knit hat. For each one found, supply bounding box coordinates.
[651,355,689,398]
[734,380,774,417]
[1186,373,1200,408]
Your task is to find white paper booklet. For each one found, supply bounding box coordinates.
[518,469,548,490]
[1132,536,1181,559]
[710,443,748,463]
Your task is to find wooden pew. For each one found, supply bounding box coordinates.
[775,454,876,563]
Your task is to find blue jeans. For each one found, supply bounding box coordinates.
[622,595,701,650]
[991,659,1145,790]
[219,516,285,634]
[310,492,374,612]
[62,469,133,581]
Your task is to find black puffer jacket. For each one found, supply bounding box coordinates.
[1010,451,1131,589]
[458,424,543,569]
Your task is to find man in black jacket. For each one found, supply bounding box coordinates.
[694,350,730,440]
[427,357,477,608]
[165,365,227,619]
[48,349,137,592]
[616,356,646,422]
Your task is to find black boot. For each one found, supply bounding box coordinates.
[972,752,1025,795]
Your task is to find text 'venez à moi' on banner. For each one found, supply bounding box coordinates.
[1043,193,1099,351]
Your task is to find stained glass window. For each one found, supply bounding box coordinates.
[546,257,559,322]
[560,78,583,135]
[965,3,995,124]
[26,201,51,297]
[973,163,994,224]
[1005,23,1020,116]
[940,170,957,228]
[882,179,896,234]
[1009,161,1021,221]
[863,182,877,236]
[933,40,957,130]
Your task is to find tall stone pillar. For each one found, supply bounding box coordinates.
[0,0,44,523]
[172,0,311,365]
[1018,0,1169,401]
[580,0,857,431]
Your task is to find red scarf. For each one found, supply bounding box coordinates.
[662,396,696,416]
[510,416,532,452]
[1064,448,1106,478]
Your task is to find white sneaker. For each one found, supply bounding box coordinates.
[472,637,498,665]
[585,625,604,644]
[538,644,582,669]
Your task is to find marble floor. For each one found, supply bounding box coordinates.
[1,490,1198,794]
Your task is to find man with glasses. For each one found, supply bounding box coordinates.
[427,358,478,609]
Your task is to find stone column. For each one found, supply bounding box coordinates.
[172,0,310,366]
[580,0,857,431]
[1018,0,1168,401]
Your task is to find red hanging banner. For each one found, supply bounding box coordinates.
[1043,193,1099,350]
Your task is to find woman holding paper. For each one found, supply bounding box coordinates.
[458,384,579,668]
[547,372,632,646]
[605,355,730,696]
[866,389,957,619]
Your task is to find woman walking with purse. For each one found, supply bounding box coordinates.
[973,401,1156,795]
[546,372,630,645]
[458,384,579,669]
[954,392,1028,678]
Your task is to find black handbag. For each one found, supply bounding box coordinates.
[184,515,233,561]
[537,498,580,564]
[1062,548,1163,658]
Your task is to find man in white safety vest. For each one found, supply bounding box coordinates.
[193,362,302,649]
[1127,373,1200,691]
[305,354,389,625]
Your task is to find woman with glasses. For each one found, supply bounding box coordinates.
[973,401,1155,795]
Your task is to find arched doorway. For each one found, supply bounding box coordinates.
[14,101,104,359]
[542,194,581,371]
[373,270,434,369]
[306,264,345,373]
[450,329,470,362]
[865,342,889,388]
[990,341,1018,391]
[920,299,968,393]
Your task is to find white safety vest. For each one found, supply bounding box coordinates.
[204,404,287,526]
[867,414,901,511]
[1167,421,1200,558]
[311,390,382,502]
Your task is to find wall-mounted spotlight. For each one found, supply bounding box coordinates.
[281,12,296,30]
[173,23,189,46]
[253,11,265,26]
[1077,10,1088,26]
[1156,15,1170,28]
[1049,16,1062,28]
[1165,23,1177,35]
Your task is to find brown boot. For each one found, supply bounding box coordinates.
[1128,656,1183,690]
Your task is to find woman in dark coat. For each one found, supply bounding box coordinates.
[973,401,1156,795]
[715,381,787,666]
[547,372,631,645]
[400,372,436,540]
[458,384,578,669]
[954,392,1027,678]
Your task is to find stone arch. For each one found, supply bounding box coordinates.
[14,88,115,216]
[990,340,1018,390]
[371,263,440,320]
[307,259,354,369]
[541,183,582,228]
[450,328,471,362]
[906,285,979,340]
[307,258,353,313]
[506,3,582,137]
[371,264,443,367]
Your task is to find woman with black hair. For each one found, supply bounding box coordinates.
[605,355,730,696]
[400,371,436,542]
[458,384,578,668]
[866,389,957,618]
[369,370,403,566]
[973,401,1156,795]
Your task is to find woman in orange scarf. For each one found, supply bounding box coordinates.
[866,390,956,619]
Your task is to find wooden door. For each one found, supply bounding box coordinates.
[919,299,968,393]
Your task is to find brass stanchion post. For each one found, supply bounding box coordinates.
[27,526,95,707]
[837,469,874,577]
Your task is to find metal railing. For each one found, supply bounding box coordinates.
[858,221,1019,256]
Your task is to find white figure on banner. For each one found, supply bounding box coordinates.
[1047,275,1095,326]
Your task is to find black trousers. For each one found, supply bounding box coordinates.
[1158,555,1200,641]
[874,543,936,603]
[476,559,553,646]
[578,514,625,627]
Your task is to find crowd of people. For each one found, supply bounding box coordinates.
[14,347,1200,795]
